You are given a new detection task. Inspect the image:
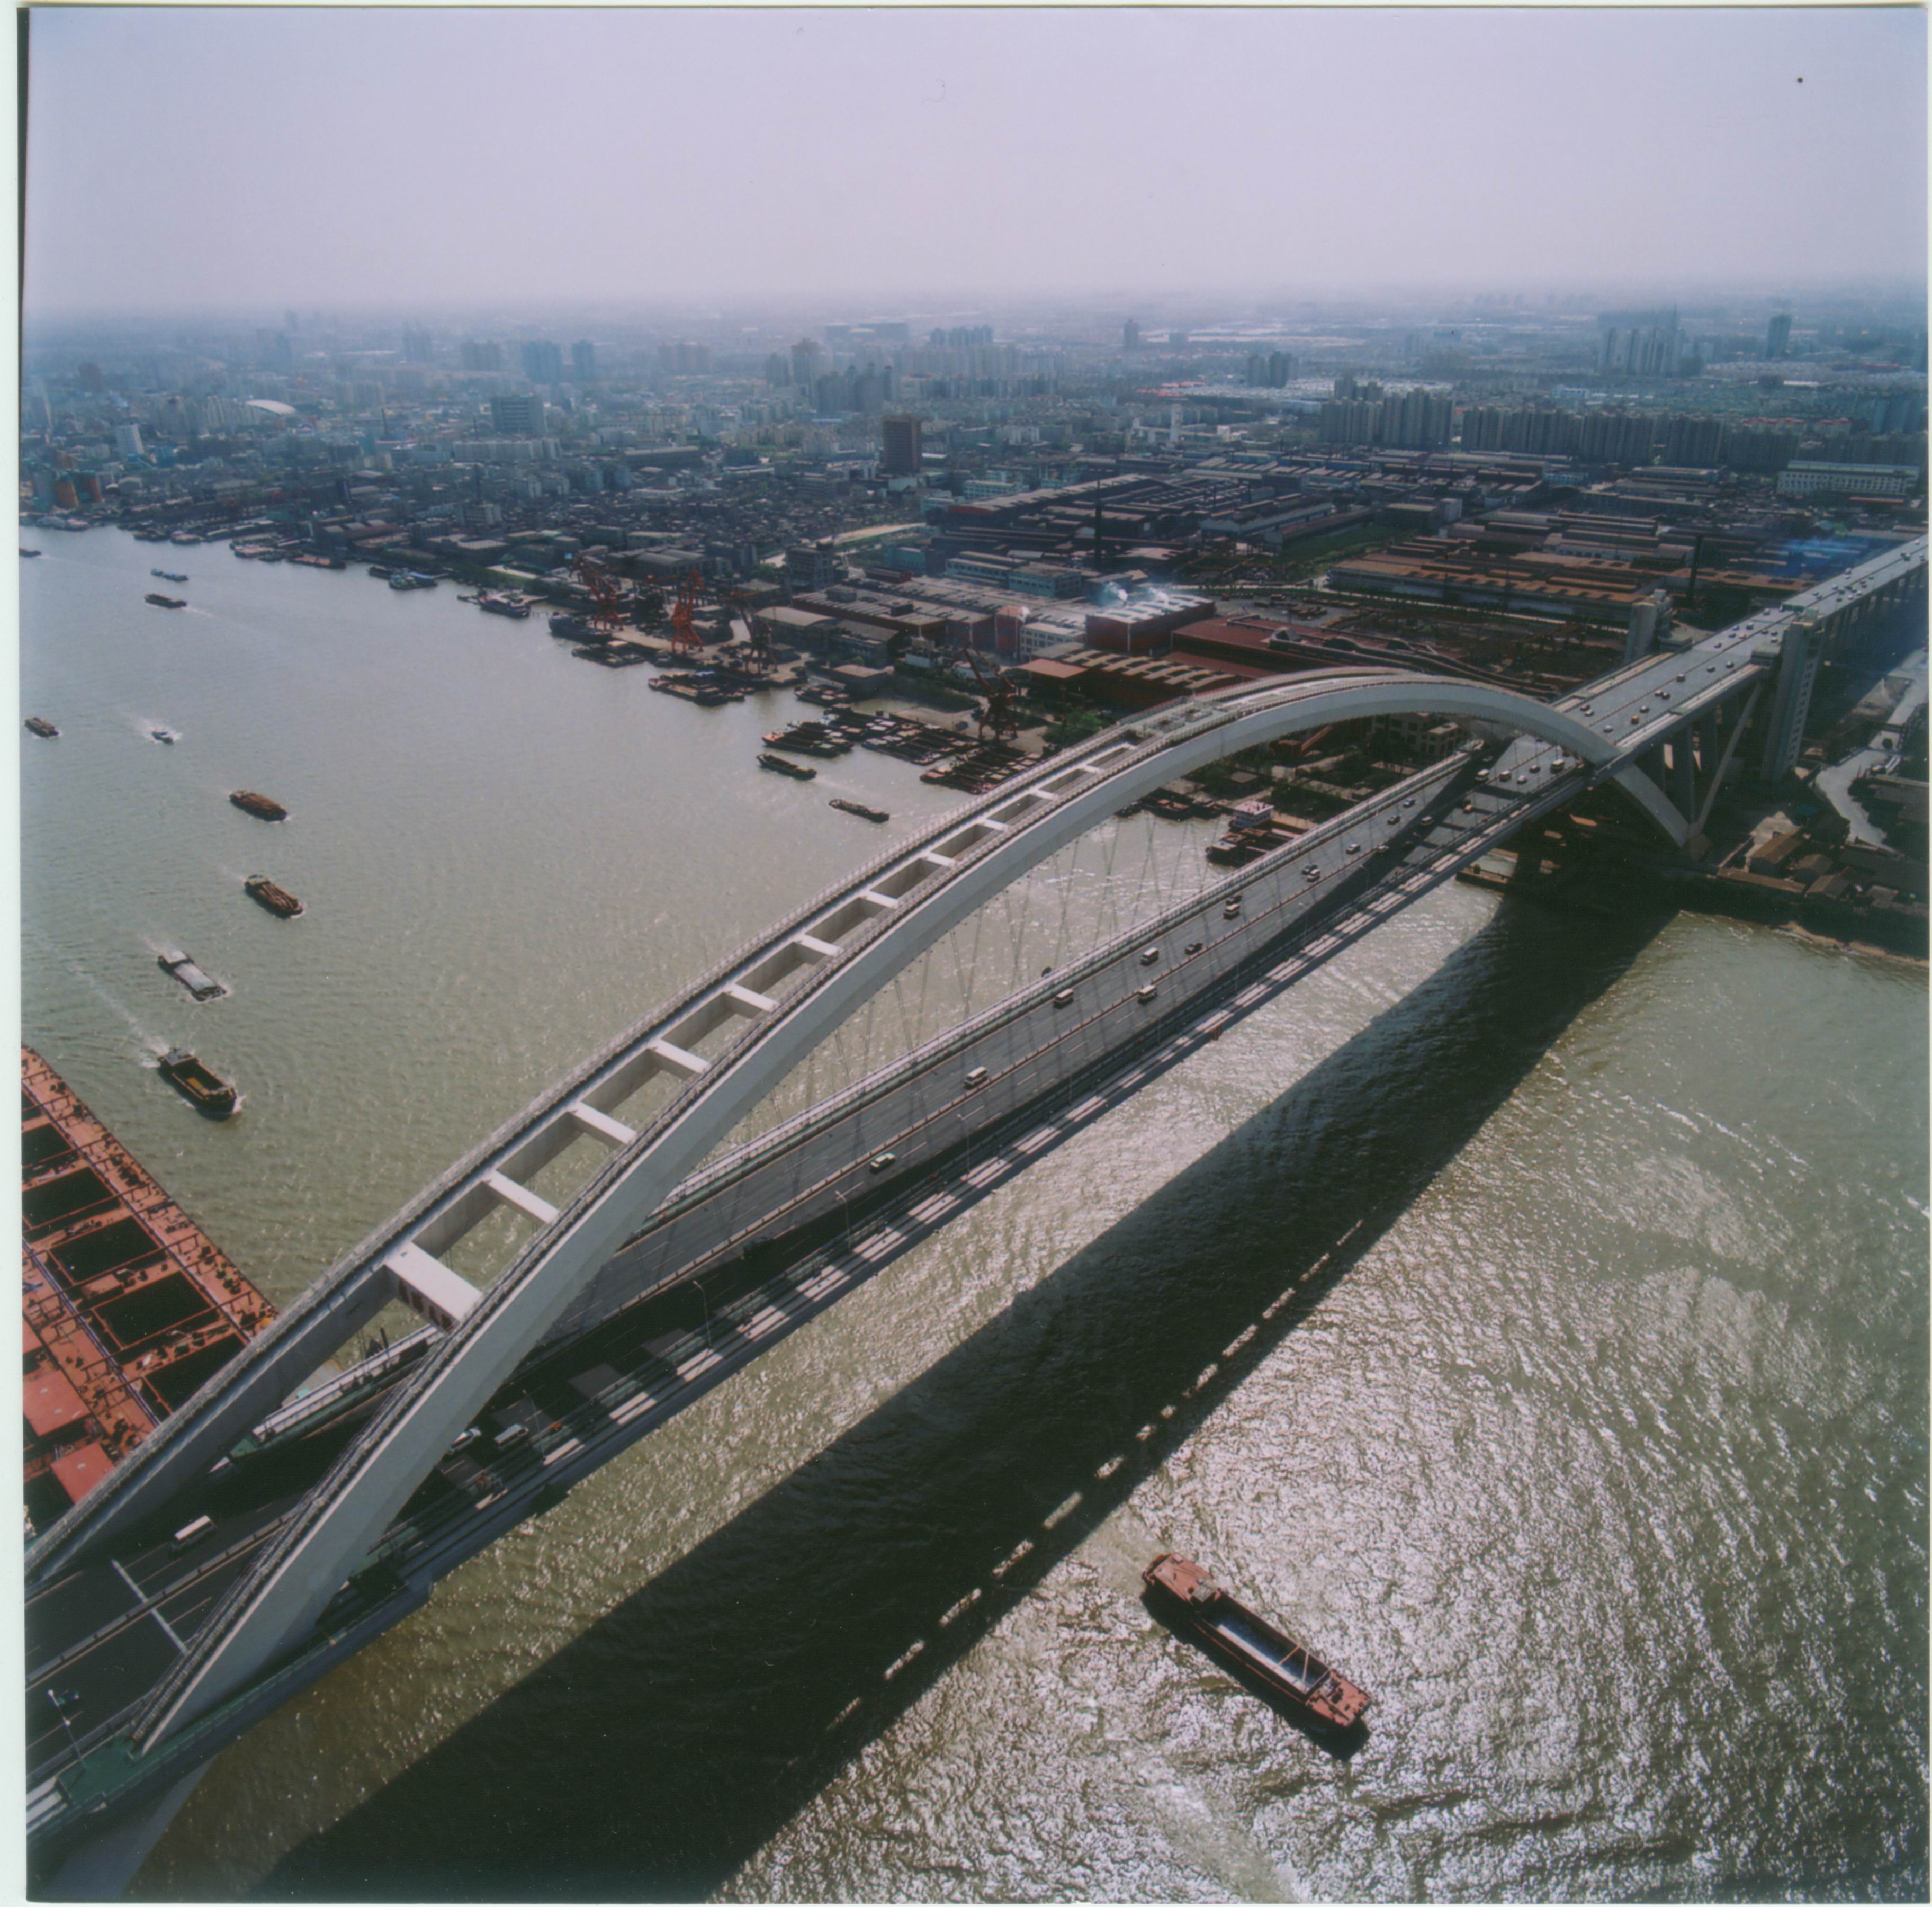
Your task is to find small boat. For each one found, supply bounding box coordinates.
[156,1048,242,1119]
[229,789,289,822]
[144,593,186,609]
[758,751,817,780]
[1142,1553,1369,1733]
[150,569,189,583]
[157,950,227,1002]
[24,716,58,738]
[478,593,531,619]
[20,547,40,558]
[829,798,889,823]
[243,875,304,919]
[150,727,178,745]
[368,566,393,579]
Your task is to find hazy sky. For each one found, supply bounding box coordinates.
[23,6,1929,316]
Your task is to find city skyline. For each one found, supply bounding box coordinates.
[23,6,1929,317]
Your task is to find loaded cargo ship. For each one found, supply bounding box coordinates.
[243,875,304,918]
[229,789,289,821]
[1142,1553,1370,1732]
[758,751,817,780]
[156,1049,243,1118]
[22,1049,275,1533]
[157,950,227,1002]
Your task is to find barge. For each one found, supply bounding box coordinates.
[25,717,58,739]
[157,950,227,1002]
[243,875,304,919]
[156,1048,243,1120]
[150,569,189,583]
[758,751,817,780]
[229,789,289,822]
[1142,1553,1370,1733]
[144,593,186,609]
[478,592,531,619]
[829,797,889,822]
[151,728,177,745]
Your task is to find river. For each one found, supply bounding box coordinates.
[21,528,1927,1901]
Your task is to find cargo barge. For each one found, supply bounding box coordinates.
[230,789,288,821]
[243,875,304,919]
[829,797,889,822]
[1142,1553,1370,1733]
[157,950,227,1002]
[25,716,58,739]
[143,593,186,610]
[759,751,817,780]
[22,1048,275,1532]
[150,569,189,583]
[157,1049,244,1119]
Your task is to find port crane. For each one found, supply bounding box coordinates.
[668,569,706,655]
[724,589,775,674]
[951,631,1019,740]
[569,554,630,643]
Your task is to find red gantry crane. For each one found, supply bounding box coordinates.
[569,554,630,644]
[668,568,706,655]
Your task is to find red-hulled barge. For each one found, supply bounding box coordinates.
[1143,1553,1370,1731]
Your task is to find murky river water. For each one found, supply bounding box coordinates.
[22,530,1928,1901]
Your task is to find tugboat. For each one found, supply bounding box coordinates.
[150,568,189,583]
[156,950,227,1002]
[242,875,304,919]
[1142,1554,1370,1734]
[829,797,889,822]
[229,789,288,821]
[24,717,58,738]
[758,751,817,780]
[144,592,186,609]
[156,1049,242,1120]
[150,727,178,745]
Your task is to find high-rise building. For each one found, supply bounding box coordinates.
[571,340,597,380]
[1122,318,1141,352]
[1601,311,1683,378]
[460,339,504,372]
[519,340,564,382]
[112,424,143,459]
[490,392,545,437]
[881,414,923,475]
[402,328,434,365]
[1661,414,1726,467]
[1766,312,1793,360]
[791,338,824,388]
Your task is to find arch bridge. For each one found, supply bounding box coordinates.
[25,539,1925,1885]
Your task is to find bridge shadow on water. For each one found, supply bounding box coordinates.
[253,894,1674,1903]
